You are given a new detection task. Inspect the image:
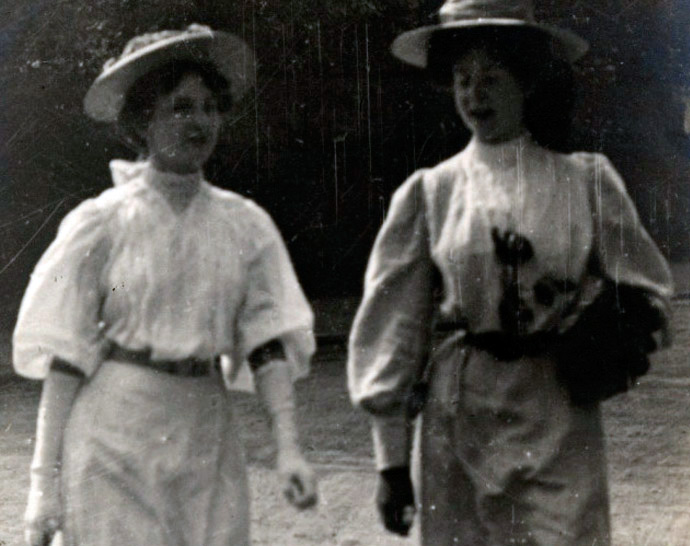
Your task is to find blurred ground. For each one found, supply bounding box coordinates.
[0,301,689,545]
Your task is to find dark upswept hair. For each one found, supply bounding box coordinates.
[118,60,233,153]
[427,27,577,152]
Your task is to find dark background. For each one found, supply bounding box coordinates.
[1,0,689,326]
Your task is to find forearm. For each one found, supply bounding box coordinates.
[251,341,316,508]
[32,361,82,477]
[371,414,412,470]
[24,359,83,542]
[254,360,301,455]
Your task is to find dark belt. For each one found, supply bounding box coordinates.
[436,324,557,361]
[107,344,220,377]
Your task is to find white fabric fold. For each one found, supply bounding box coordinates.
[14,161,315,391]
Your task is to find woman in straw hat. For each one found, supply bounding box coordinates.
[15,24,316,546]
[348,1,673,544]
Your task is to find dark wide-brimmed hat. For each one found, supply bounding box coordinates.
[84,24,255,122]
[391,0,589,69]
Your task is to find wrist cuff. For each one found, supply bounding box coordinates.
[371,414,411,471]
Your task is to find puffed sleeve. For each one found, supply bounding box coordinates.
[233,208,315,384]
[589,153,674,333]
[347,171,435,468]
[13,199,112,379]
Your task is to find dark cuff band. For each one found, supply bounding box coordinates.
[248,339,286,371]
[50,357,85,378]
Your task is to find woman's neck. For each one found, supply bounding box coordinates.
[145,162,203,213]
[469,132,533,169]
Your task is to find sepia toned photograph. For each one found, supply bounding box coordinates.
[1,1,689,545]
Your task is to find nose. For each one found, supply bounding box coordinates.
[190,106,210,124]
[184,108,217,135]
[466,79,488,103]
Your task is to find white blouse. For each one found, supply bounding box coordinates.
[13,160,315,390]
[348,134,673,416]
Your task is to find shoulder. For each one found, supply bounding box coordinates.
[425,150,467,191]
[390,151,465,209]
[390,168,428,205]
[205,184,285,252]
[57,186,127,237]
[207,185,278,232]
[565,150,618,173]
[564,151,628,193]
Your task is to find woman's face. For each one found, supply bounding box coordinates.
[145,72,221,174]
[452,48,527,144]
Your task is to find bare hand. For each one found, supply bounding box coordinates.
[278,452,318,509]
[24,482,62,546]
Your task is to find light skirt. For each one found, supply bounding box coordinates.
[414,337,611,546]
[61,360,249,546]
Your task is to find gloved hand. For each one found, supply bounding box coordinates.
[376,466,415,536]
[24,466,62,546]
[277,450,318,509]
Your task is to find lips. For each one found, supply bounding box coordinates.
[187,133,210,147]
[469,108,494,121]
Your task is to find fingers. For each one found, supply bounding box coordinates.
[376,466,416,536]
[278,452,318,510]
[380,501,415,536]
[283,470,318,509]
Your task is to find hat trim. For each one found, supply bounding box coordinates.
[391,19,588,69]
[84,30,254,122]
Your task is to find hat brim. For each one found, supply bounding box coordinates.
[391,19,589,69]
[84,30,255,122]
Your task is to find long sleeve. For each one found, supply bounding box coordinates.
[232,207,315,386]
[589,153,674,329]
[348,172,435,467]
[13,200,112,379]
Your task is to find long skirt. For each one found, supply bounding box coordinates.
[414,336,611,545]
[60,360,250,546]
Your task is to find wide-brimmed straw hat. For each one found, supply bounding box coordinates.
[392,0,588,69]
[84,24,255,122]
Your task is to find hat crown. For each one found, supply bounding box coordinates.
[439,0,535,23]
[103,24,213,71]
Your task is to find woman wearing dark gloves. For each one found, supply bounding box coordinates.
[16,24,316,546]
[347,1,673,544]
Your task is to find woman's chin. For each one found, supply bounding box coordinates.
[476,129,523,145]
[152,156,206,174]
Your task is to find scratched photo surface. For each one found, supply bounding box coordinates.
[1,1,689,545]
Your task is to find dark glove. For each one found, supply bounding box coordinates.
[376,466,415,536]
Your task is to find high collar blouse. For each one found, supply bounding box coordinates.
[13,160,314,390]
[348,135,673,416]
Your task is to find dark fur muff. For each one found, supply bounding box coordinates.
[555,282,664,405]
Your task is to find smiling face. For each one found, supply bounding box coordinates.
[452,48,528,144]
[145,73,221,174]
